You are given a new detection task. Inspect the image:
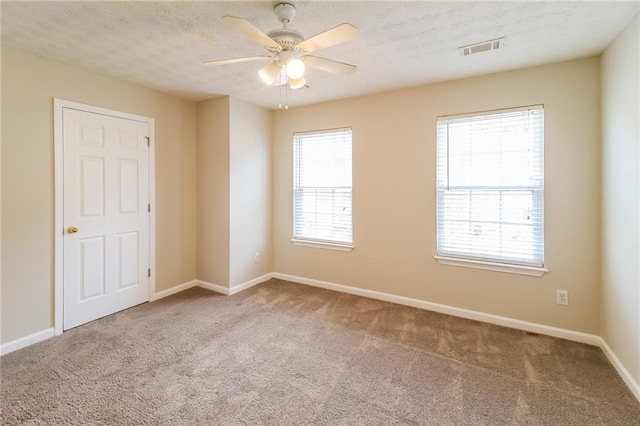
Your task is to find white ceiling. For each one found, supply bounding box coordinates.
[1,1,638,110]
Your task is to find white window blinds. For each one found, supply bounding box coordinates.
[436,106,544,266]
[293,128,353,245]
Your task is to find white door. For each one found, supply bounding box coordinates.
[63,108,150,330]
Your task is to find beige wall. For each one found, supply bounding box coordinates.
[196,97,230,286]
[196,96,272,288]
[1,47,197,343]
[273,57,602,333]
[601,15,640,383]
[229,98,272,286]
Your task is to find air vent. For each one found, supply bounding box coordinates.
[460,38,503,56]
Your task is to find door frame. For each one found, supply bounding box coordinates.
[53,99,156,336]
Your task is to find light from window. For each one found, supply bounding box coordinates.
[436,106,544,267]
[293,128,353,246]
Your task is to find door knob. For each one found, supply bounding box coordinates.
[67,226,79,234]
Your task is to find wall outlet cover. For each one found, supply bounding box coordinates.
[556,290,569,305]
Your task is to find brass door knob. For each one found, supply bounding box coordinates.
[67,226,79,234]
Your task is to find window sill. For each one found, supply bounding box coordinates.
[434,255,548,277]
[291,239,354,252]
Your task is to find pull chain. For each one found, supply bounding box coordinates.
[278,77,289,110]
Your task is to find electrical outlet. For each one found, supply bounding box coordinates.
[556,290,569,305]
[254,252,260,263]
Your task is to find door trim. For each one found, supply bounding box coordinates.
[53,99,156,336]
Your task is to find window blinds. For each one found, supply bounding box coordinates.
[293,128,353,245]
[436,106,544,266]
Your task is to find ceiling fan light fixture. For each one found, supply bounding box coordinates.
[211,3,359,101]
[286,58,305,79]
[289,76,306,90]
[259,61,281,85]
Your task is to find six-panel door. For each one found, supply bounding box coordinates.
[63,108,150,330]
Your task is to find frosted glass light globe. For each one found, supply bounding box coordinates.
[286,58,305,79]
[289,76,306,90]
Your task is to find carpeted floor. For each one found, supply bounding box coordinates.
[1,278,639,425]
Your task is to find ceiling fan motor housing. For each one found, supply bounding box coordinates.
[267,29,304,50]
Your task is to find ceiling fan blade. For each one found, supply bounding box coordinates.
[203,55,272,66]
[296,23,358,53]
[222,16,280,50]
[304,55,357,75]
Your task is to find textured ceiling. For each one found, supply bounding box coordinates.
[1,1,638,109]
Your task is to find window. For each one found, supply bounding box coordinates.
[435,106,546,276]
[293,128,353,250]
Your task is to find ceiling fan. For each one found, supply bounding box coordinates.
[204,2,358,90]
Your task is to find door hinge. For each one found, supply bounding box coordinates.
[145,136,150,147]
[147,203,151,212]
[147,268,151,277]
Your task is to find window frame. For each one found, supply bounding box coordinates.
[291,127,354,252]
[434,105,547,276]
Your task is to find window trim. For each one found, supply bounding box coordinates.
[435,105,546,275]
[434,255,548,277]
[292,127,353,249]
[291,238,354,252]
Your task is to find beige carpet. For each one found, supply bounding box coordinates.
[1,278,639,425]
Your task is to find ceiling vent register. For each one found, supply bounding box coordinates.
[460,38,503,56]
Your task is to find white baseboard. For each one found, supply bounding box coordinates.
[151,279,199,301]
[197,273,274,296]
[598,337,640,402]
[152,275,271,300]
[197,280,229,295]
[229,273,274,295]
[272,273,601,346]
[1,328,55,356]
